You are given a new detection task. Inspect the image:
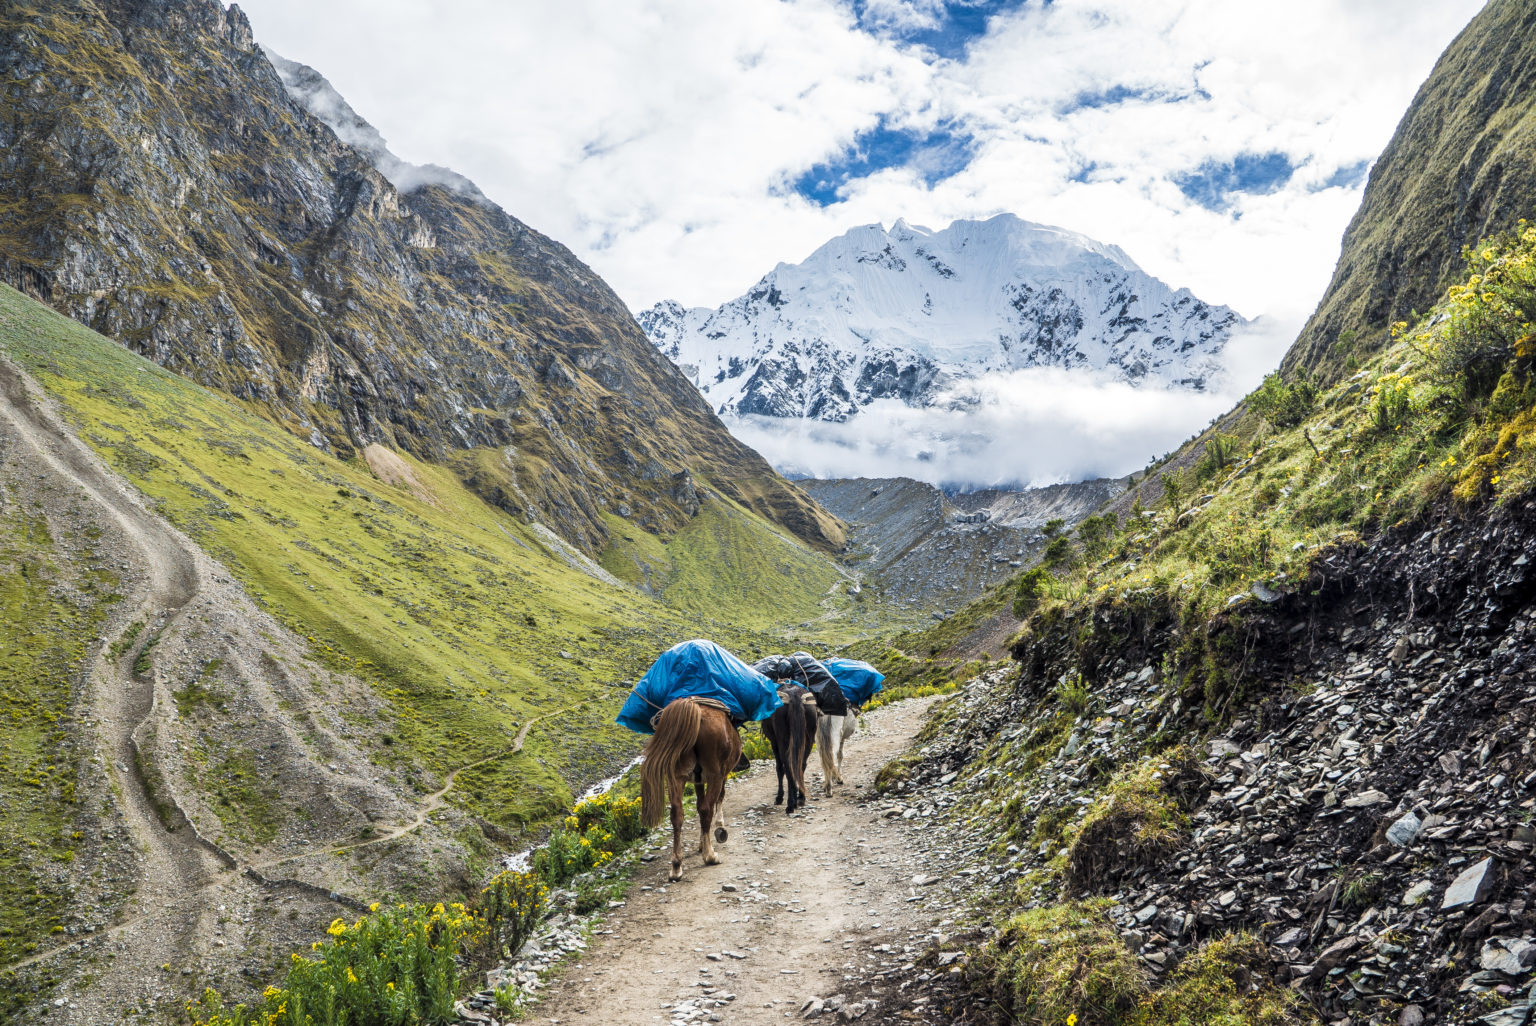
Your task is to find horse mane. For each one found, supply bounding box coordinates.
[640,698,705,828]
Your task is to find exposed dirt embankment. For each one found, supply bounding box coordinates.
[873,496,1536,1025]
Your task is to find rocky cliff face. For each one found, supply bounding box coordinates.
[0,0,842,555]
[639,215,1244,423]
[1283,0,1536,381]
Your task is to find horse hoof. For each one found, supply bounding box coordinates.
[669,867,683,882]
[714,826,728,843]
[704,854,721,866]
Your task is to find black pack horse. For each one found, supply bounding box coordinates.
[761,683,818,813]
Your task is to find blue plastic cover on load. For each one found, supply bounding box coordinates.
[824,657,885,707]
[616,639,783,735]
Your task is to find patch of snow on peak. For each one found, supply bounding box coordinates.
[638,214,1244,426]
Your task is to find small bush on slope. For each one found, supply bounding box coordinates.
[973,904,1305,1026]
[188,792,645,1026]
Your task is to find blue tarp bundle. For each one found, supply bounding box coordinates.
[616,639,783,735]
[824,657,885,707]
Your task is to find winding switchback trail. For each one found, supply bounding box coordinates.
[534,697,955,1026]
[0,356,222,979]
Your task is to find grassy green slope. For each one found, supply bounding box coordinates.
[1014,221,1536,648]
[875,219,1536,708]
[599,495,866,639]
[0,283,851,835]
[0,507,118,976]
[1282,0,1536,381]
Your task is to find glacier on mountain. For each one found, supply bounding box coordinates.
[639,214,1246,424]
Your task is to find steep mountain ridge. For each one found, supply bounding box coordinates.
[640,215,1243,423]
[1283,0,1536,381]
[0,0,842,555]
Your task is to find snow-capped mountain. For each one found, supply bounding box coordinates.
[639,214,1245,422]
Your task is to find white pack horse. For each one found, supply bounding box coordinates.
[815,708,858,794]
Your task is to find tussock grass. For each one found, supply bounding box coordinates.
[974,905,1308,1026]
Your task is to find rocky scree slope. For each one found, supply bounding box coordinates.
[640,215,1244,423]
[801,476,1123,615]
[873,497,1536,1026]
[1283,0,1536,382]
[0,0,841,556]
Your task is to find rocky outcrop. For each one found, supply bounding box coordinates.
[885,497,1536,1023]
[0,0,842,555]
[1283,0,1536,381]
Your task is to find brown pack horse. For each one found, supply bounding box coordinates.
[640,697,743,881]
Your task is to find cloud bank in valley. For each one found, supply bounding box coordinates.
[729,317,1298,489]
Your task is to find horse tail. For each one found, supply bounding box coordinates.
[817,712,836,783]
[641,699,703,829]
[791,691,815,797]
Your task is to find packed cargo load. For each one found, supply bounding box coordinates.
[823,657,885,708]
[616,639,783,735]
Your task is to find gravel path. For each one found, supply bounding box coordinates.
[532,697,956,1026]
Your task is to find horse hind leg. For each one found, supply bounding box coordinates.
[698,766,728,866]
[817,716,836,796]
[835,714,855,784]
[668,773,686,881]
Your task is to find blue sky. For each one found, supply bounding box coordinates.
[791,119,976,205]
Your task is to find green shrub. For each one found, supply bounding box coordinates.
[1131,934,1305,1026]
[1064,749,1205,894]
[480,870,547,959]
[1369,373,1414,433]
[1249,372,1318,428]
[1437,226,1536,398]
[1012,567,1053,618]
[1159,470,1187,517]
[1076,513,1118,561]
[972,899,1145,1026]
[1197,433,1242,479]
[190,902,480,1026]
[1053,674,1089,715]
[1042,537,1078,571]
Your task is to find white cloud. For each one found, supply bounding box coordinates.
[232,0,1485,485]
[727,316,1299,489]
[234,0,1484,316]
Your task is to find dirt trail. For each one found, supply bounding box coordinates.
[535,697,945,1026]
[6,665,568,976]
[0,357,223,976]
[322,708,557,859]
